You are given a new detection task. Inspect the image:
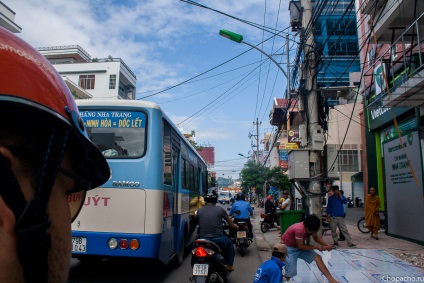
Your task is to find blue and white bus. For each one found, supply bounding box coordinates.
[71,100,209,266]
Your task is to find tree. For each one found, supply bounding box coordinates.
[266,166,291,191]
[240,162,291,197]
[240,160,267,196]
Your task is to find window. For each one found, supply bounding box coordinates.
[81,110,146,158]
[79,74,95,89]
[109,74,116,89]
[189,164,194,190]
[163,121,172,185]
[182,159,187,188]
[338,150,360,172]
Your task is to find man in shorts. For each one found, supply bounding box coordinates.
[281,214,339,283]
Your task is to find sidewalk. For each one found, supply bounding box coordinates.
[251,206,424,282]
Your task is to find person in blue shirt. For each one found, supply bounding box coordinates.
[230,192,254,240]
[326,185,356,248]
[253,243,287,283]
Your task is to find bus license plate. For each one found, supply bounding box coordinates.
[237,231,247,238]
[193,264,209,276]
[72,237,87,253]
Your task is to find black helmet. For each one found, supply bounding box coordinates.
[236,192,245,201]
[204,190,218,204]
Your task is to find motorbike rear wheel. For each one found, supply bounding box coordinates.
[260,222,269,233]
[357,217,370,233]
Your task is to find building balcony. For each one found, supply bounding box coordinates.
[364,0,424,43]
[366,14,424,108]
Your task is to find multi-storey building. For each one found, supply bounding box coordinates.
[37,45,137,100]
[358,0,424,243]
[0,1,21,33]
[314,0,361,90]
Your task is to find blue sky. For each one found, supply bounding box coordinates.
[6,0,295,179]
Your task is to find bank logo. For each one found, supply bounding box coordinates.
[407,133,413,146]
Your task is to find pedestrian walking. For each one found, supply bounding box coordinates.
[326,185,356,248]
[338,190,347,241]
[365,186,381,240]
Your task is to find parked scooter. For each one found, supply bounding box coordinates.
[347,197,354,208]
[260,211,279,233]
[355,197,364,207]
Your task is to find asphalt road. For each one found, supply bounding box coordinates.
[68,202,262,283]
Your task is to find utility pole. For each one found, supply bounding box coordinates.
[301,0,322,217]
[253,118,261,163]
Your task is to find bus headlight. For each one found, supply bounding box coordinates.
[108,238,118,249]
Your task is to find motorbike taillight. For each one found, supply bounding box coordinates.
[193,246,215,257]
[195,247,208,257]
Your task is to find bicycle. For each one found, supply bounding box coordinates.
[357,210,386,233]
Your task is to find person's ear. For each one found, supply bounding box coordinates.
[0,193,16,234]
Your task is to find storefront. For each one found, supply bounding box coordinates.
[365,106,424,244]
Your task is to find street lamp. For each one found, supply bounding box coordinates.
[238,153,249,159]
[219,29,288,81]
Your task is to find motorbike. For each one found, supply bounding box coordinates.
[355,197,364,207]
[321,213,331,234]
[260,211,279,233]
[190,239,230,283]
[347,197,354,208]
[190,215,232,283]
[357,210,386,233]
[230,210,251,257]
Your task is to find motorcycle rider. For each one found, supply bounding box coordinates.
[197,190,237,271]
[0,27,110,282]
[265,195,280,229]
[229,192,254,241]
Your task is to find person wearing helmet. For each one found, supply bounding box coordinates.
[197,190,238,271]
[229,192,254,240]
[0,27,110,282]
[265,195,280,229]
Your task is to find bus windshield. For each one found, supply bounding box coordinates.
[80,110,147,158]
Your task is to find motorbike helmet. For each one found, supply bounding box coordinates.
[204,190,218,204]
[0,27,110,281]
[236,192,245,201]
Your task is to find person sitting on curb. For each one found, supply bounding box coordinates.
[253,243,287,283]
[281,214,339,283]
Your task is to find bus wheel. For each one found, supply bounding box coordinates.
[173,234,185,267]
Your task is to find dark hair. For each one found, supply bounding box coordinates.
[272,251,286,258]
[236,192,245,201]
[303,214,321,232]
[204,190,218,204]
[331,185,340,191]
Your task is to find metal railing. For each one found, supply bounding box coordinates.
[366,12,424,108]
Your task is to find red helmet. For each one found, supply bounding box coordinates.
[267,196,272,200]
[0,27,109,189]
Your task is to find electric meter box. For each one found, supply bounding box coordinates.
[288,149,310,180]
[325,144,339,179]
